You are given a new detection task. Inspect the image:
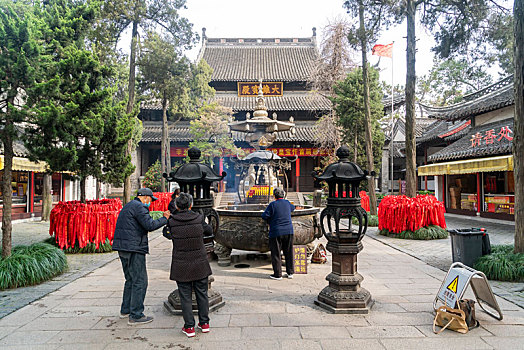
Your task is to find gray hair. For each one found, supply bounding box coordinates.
[273,188,285,199]
[175,192,193,210]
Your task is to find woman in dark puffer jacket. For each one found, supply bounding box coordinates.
[163,192,212,338]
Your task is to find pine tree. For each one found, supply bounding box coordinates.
[0,1,43,258]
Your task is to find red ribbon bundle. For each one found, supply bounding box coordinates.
[378,195,446,233]
[49,199,123,250]
[359,191,370,212]
[148,192,173,212]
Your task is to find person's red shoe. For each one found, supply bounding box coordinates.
[198,323,210,333]
[182,326,196,337]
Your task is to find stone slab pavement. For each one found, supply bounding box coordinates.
[366,213,524,308]
[0,221,161,318]
[0,228,523,349]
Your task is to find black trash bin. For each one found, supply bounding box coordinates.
[448,228,486,267]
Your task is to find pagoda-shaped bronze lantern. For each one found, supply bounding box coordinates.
[312,145,374,314]
[163,147,226,314]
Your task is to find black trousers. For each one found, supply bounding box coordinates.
[176,277,210,328]
[269,234,294,277]
[118,251,148,320]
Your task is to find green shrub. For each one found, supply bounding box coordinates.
[0,243,68,290]
[45,237,113,254]
[418,190,435,195]
[474,245,524,282]
[379,225,448,240]
[142,160,162,192]
[149,211,164,220]
[352,214,379,227]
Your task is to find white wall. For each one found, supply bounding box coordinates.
[475,106,513,126]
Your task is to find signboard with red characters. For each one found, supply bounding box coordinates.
[470,125,513,148]
[170,147,330,157]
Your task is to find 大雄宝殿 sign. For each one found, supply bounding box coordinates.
[238,82,283,96]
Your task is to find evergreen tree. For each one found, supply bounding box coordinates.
[142,159,162,192]
[417,58,493,107]
[189,103,243,166]
[344,0,396,214]
[0,1,43,258]
[98,0,196,203]
[332,67,385,186]
[138,32,191,191]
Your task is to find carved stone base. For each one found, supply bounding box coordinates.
[214,243,232,266]
[314,285,374,314]
[164,276,225,315]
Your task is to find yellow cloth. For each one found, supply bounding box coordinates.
[418,155,513,176]
[0,156,48,172]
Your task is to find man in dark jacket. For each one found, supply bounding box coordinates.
[164,192,213,337]
[262,188,295,280]
[113,188,170,325]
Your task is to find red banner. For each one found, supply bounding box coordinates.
[438,120,471,138]
[170,147,330,157]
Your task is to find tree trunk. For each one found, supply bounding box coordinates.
[353,133,358,163]
[1,131,13,258]
[161,95,168,192]
[96,179,101,199]
[80,177,86,203]
[123,20,139,204]
[358,0,377,215]
[405,0,418,198]
[514,0,524,253]
[41,173,52,221]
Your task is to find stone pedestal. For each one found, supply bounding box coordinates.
[214,242,232,267]
[314,234,373,314]
[164,276,225,315]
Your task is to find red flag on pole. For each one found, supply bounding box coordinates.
[372,43,393,58]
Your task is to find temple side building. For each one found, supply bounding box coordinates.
[418,76,516,221]
[137,28,331,193]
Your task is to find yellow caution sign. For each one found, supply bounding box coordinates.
[447,276,459,293]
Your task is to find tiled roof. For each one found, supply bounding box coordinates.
[382,93,405,113]
[0,140,29,157]
[140,92,331,113]
[428,118,513,162]
[140,99,165,111]
[201,37,319,82]
[386,118,434,141]
[141,121,319,143]
[417,119,472,144]
[215,92,331,112]
[420,77,514,121]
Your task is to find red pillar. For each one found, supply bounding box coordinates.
[476,172,481,214]
[29,172,34,213]
[219,158,224,192]
[295,157,300,192]
[424,147,428,191]
[442,176,446,207]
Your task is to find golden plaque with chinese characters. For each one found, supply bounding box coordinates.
[238,82,283,96]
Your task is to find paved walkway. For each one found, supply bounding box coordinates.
[0,220,161,318]
[366,213,523,308]
[1,230,523,349]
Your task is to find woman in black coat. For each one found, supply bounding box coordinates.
[163,192,212,338]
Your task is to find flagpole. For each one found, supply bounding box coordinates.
[390,42,394,194]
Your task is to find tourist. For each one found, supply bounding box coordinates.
[164,192,213,337]
[168,188,181,214]
[112,188,170,325]
[262,188,295,280]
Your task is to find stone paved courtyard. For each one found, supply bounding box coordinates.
[0,223,523,349]
[366,213,524,308]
